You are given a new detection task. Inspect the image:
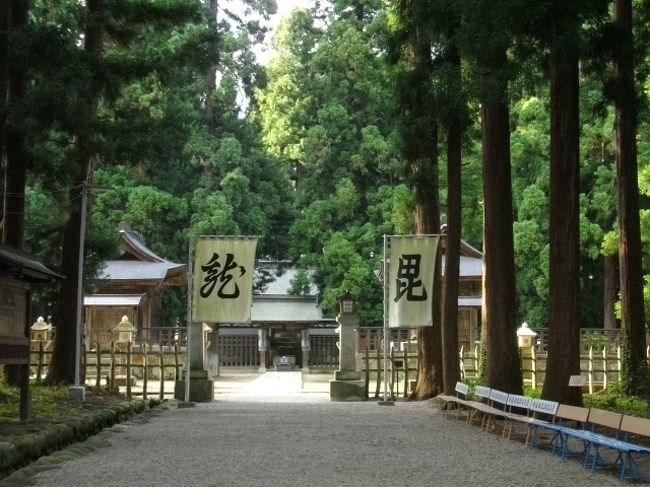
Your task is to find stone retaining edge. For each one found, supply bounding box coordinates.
[0,398,164,479]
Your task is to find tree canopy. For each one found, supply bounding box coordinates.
[2,0,648,393]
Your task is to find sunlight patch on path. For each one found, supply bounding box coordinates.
[242,371,303,394]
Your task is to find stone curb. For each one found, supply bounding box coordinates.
[0,398,163,479]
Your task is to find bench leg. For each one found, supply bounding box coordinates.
[528,425,538,450]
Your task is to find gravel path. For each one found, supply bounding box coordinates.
[7,394,627,487]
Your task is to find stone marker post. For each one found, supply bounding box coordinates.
[301,329,310,373]
[258,329,268,373]
[330,292,366,401]
[175,322,214,402]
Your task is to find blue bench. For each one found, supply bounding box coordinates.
[530,406,650,483]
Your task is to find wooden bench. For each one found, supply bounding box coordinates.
[435,381,470,419]
[500,394,533,439]
[466,385,492,425]
[465,386,511,432]
[480,389,510,432]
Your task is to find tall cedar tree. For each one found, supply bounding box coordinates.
[2,0,29,387]
[390,0,443,399]
[3,0,28,248]
[603,255,619,329]
[205,0,218,131]
[543,0,582,405]
[46,0,103,384]
[440,11,462,396]
[462,0,522,393]
[0,0,9,223]
[614,0,647,394]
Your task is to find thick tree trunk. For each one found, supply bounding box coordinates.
[46,183,84,384]
[46,0,103,384]
[603,254,619,330]
[412,124,443,399]
[614,0,647,395]
[441,44,462,396]
[480,80,522,394]
[3,0,28,248]
[543,32,581,406]
[2,0,28,387]
[0,0,9,196]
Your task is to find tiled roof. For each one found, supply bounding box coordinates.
[98,261,185,282]
[251,295,322,322]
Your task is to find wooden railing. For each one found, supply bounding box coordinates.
[531,328,650,353]
[30,342,185,400]
[359,347,418,400]
[138,327,187,348]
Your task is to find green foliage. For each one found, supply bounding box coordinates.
[0,383,82,422]
[288,269,312,296]
[584,383,650,418]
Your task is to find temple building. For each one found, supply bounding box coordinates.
[83,224,186,347]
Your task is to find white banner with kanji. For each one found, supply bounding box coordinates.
[388,235,440,328]
[191,237,258,323]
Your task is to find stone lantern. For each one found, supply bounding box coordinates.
[338,290,357,315]
[330,291,365,401]
[30,316,53,347]
[516,322,537,348]
[113,315,136,345]
[517,322,537,388]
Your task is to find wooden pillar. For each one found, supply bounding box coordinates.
[19,364,30,421]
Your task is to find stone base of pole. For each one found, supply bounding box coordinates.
[330,371,365,401]
[174,370,213,402]
[69,385,85,402]
[377,400,395,406]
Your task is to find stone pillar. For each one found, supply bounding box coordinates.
[301,329,310,373]
[337,313,358,373]
[206,328,220,378]
[258,328,267,373]
[330,293,366,401]
[174,321,214,402]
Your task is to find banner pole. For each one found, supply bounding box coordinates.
[383,234,389,402]
[184,235,195,404]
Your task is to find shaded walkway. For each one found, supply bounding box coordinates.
[14,396,620,486]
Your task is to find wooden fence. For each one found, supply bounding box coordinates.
[217,335,259,367]
[359,347,418,400]
[531,328,650,353]
[309,335,339,368]
[30,342,184,400]
[459,344,650,393]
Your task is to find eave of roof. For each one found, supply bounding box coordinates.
[118,224,167,263]
[0,244,64,282]
[84,294,144,306]
[96,261,186,285]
